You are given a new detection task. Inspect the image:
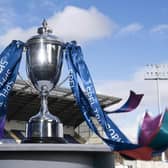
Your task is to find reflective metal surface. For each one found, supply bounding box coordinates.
[24,20,65,143]
[26,87,63,139]
[27,116,63,138]
[26,32,64,92]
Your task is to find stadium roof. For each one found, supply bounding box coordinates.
[7,80,121,127]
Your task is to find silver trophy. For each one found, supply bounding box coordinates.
[23,20,66,143]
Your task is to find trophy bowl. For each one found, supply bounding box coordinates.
[23,20,66,143]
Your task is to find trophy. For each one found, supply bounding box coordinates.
[23,20,66,143]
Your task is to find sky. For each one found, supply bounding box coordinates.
[0,0,168,142]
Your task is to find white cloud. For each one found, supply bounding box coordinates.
[0,6,115,47]
[118,23,143,35]
[48,6,116,42]
[151,24,168,33]
[0,27,36,47]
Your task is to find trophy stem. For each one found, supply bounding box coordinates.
[40,86,49,115]
[22,85,66,143]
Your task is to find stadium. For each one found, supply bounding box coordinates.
[2,80,167,168]
[4,79,121,144]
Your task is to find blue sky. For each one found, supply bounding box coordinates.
[0,0,167,79]
[1,0,168,141]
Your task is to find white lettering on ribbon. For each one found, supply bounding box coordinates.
[69,69,75,88]
[86,86,123,143]
[0,57,8,74]
[0,81,14,98]
[0,69,11,87]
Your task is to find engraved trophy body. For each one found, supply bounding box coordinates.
[23,20,66,143]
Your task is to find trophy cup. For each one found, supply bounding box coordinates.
[23,20,66,143]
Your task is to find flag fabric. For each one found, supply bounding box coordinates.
[115,111,168,160]
[138,112,162,146]
[119,146,153,160]
[106,90,143,113]
[149,111,168,150]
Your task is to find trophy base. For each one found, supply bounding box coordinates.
[22,137,67,144]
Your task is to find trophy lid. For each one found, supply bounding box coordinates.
[26,19,64,46]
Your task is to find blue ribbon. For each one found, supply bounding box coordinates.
[65,41,141,151]
[0,40,24,137]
